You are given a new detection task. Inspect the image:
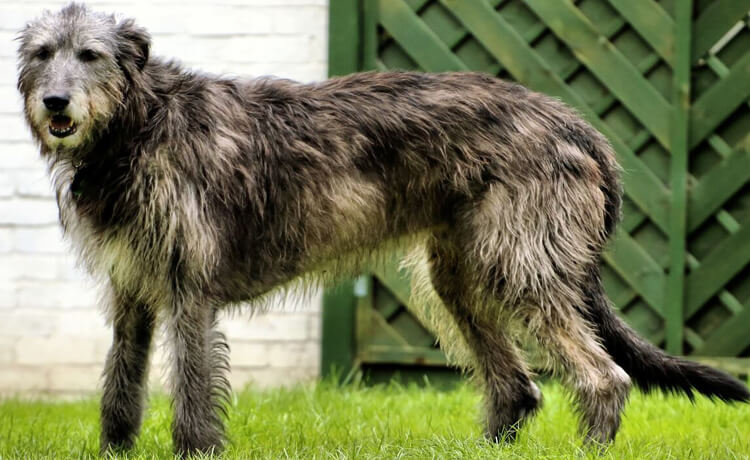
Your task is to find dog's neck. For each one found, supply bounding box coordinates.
[65,59,195,202]
[63,59,169,168]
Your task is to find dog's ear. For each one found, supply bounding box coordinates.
[115,18,150,76]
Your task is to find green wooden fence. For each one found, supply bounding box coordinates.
[323,0,750,379]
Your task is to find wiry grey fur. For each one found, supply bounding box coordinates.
[17,3,748,456]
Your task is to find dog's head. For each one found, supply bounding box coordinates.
[16,3,150,155]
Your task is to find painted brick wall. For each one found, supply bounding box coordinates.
[0,0,329,395]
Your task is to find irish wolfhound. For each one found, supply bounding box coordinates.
[17,3,748,456]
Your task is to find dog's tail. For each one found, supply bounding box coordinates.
[581,267,749,403]
[572,120,748,402]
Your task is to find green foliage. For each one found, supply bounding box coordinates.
[1,380,749,459]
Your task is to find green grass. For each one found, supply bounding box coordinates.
[1,380,749,459]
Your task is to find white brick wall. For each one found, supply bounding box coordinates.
[0,0,329,395]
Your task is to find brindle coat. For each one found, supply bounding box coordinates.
[17,4,748,456]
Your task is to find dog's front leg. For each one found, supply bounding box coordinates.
[100,290,156,453]
[169,301,226,456]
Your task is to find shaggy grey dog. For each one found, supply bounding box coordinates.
[17,3,748,456]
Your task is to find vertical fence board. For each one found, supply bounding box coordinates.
[321,281,357,378]
[665,0,692,354]
[328,0,362,77]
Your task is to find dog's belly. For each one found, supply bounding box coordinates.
[213,176,446,304]
[295,175,440,267]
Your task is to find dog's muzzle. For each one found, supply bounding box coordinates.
[43,93,77,138]
[48,114,77,138]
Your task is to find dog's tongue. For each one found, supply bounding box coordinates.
[50,115,72,130]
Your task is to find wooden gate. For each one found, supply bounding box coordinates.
[322,0,750,378]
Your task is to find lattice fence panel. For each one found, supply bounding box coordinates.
[323,0,750,375]
[684,2,750,356]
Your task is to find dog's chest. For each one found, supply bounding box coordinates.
[72,218,165,300]
[97,234,149,287]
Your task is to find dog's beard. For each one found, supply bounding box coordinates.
[26,91,95,153]
[38,120,88,153]
[33,112,103,158]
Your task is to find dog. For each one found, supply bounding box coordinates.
[17,3,749,456]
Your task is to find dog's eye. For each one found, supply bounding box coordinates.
[33,47,51,61]
[78,49,99,62]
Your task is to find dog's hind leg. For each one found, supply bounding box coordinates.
[427,238,542,442]
[100,289,156,453]
[168,300,229,456]
[531,305,631,445]
[459,180,631,445]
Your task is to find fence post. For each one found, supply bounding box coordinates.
[322,0,364,379]
[328,0,362,77]
[321,281,357,379]
[666,0,693,355]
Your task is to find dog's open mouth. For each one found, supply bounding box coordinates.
[49,115,76,138]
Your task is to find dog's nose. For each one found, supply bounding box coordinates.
[43,93,70,112]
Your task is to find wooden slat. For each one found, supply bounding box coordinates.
[359,346,449,366]
[375,297,402,322]
[363,0,378,70]
[620,208,646,234]
[548,10,637,106]
[690,52,750,149]
[372,263,413,308]
[609,287,638,310]
[440,0,672,234]
[440,0,571,95]
[418,1,474,49]
[625,301,665,341]
[321,280,357,377]
[524,0,673,150]
[688,357,750,375]
[604,230,666,315]
[363,305,416,347]
[708,134,734,158]
[688,144,750,232]
[360,312,412,349]
[684,327,705,350]
[692,0,750,63]
[404,0,432,12]
[328,0,362,76]
[408,0,507,51]
[686,223,750,317]
[694,304,750,356]
[664,0,692,354]
[686,255,746,319]
[378,0,469,72]
[391,315,437,348]
[374,287,403,320]
[606,0,675,66]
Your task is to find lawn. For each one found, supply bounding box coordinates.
[1,379,749,459]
